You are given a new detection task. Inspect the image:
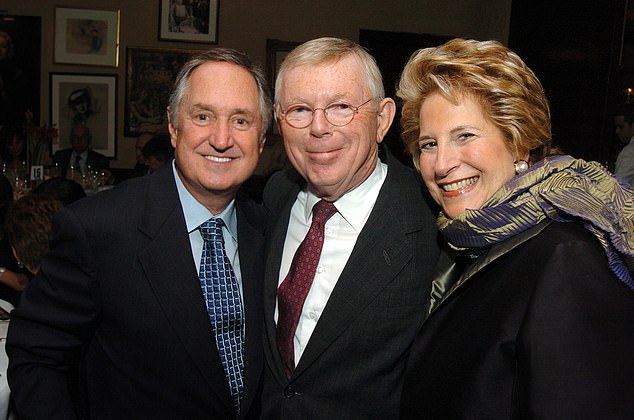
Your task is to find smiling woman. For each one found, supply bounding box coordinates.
[396,38,634,419]
[416,92,517,219]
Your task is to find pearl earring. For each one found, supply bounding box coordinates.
[514,160,529,175]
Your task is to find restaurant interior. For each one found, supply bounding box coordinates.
[1,0,631,188]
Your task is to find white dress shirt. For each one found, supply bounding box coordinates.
[276,158,388,364]
[615,136,634,186]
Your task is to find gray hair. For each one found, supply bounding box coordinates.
[274,37,385,113]
[168,48,272,140]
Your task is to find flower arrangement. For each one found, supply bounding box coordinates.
[25,110,58,166]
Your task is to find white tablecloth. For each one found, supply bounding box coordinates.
[0,299,14,420]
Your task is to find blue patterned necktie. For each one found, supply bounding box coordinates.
[199,218,244,414]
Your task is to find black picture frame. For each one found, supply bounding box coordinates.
[124,46,201,136]
[159,0,219,44]
[50,72,118,158]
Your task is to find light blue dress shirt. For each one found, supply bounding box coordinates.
[172,162,243,291]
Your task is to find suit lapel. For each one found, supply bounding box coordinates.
[136,168,234,413]
[263,173,301,385]
[235,199,266,415]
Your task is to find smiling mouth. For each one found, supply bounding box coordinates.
[440,176,479,192]
[204,155,232,163]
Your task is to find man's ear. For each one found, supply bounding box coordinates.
[376,98,396,144]
[167,108,178,148]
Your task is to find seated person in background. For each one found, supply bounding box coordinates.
[614,104,634,186]
[0,124,27,174]
[0,175,29,305]
[32,177,86,207]
[142,134,174,174]
[53,123,110,178]
[6,194,62,275]
[134,132,154,174]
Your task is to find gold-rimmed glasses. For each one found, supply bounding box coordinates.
[279,98,374,129]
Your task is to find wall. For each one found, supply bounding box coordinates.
[0,0,511,168]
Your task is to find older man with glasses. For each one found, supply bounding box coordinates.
[260,37,440,419]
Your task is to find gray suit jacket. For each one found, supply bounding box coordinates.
[261,146,439,419]
[7,164,266,419]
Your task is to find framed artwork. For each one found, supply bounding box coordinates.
[159,0,219,43]
[0,15,41,127]
[265,39,301,136]
[50,73,117,158]
[54,7,120,67]
[265,38,301,93]
[124,47,201,136]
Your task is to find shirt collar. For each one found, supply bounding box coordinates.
[172,161,237,239]
[302,157,387,232]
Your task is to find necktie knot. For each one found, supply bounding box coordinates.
[312,200,337,225]
[199,218,224,243]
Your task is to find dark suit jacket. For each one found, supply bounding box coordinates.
[7,165,266,419]
[401,221,634,419]
[53,148,110,177]
[261,147,440,419]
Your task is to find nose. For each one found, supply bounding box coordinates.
[309,108,331,137]
[434,142,459,178]
[208,120,234,151]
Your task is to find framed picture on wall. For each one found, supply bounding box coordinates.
[54,7,120,67]
[124,47,201,136]
[265,39,301,136]
[159,0,219,43]
[50,73,118,158]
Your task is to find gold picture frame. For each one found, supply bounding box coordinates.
[54,7,120,67]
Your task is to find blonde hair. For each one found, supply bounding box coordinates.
[396,38,554,169]
[274,37,384,112]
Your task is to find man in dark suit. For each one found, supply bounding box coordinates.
[7,48,272,419]
[261,37,439,419]
[53,123,110,178]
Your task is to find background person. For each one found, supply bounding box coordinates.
[613,104,634,186]
[142,134,174,173]
[396,38,634,419]
[6,194,62,275]
[0,125,27,174]
[7,47,271,419]
[0,175,29,306]
[32,177,86,207]
[53,123,110,178]
[261,37,439,419]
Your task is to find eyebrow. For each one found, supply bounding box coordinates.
[418,125,478,139]
[189,103,257,117]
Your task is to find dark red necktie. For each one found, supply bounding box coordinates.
[276,199,337,378]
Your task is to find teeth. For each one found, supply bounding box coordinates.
[205,155,231,163]
[442,176,478,191]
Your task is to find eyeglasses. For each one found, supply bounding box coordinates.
[279,98,374,129]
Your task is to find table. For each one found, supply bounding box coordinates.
[0,300,14,420]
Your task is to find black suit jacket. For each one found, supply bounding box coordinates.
[7,165,266,419]
[53,148,110,177]
[401,221,634,419]
[261,147,440,419]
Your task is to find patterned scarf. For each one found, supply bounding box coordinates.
[438,155,634,289]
